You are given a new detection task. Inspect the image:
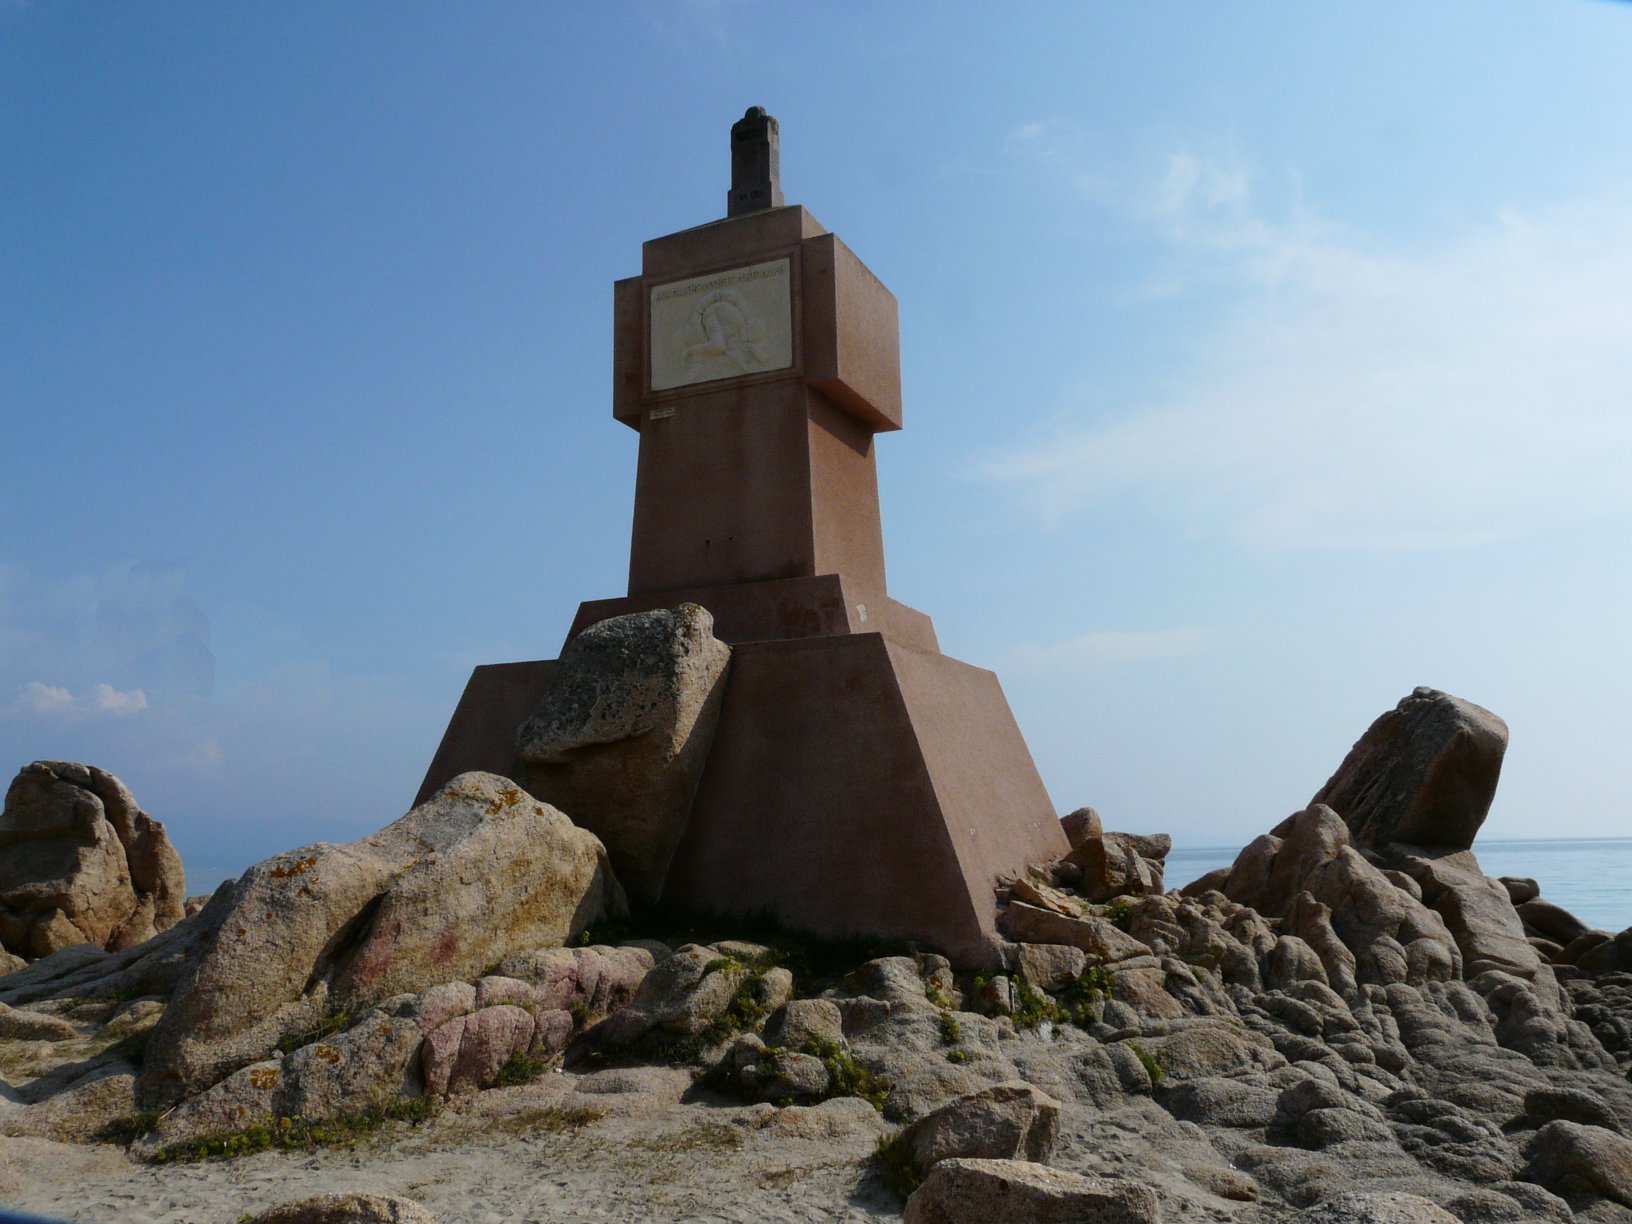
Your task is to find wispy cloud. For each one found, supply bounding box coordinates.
[86,683,149,715]
[11,682,74,714]
[0,560,214,697]
[9,681,148,717]
[985,128,1632,550]
[159,735,224,772]
[643,0,753,48]
[1001,627,1211,676]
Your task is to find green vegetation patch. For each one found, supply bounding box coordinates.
[531,1104,604,1132]
[97,1107,164,1145]
[709,971,771,1039]
[1012,967,1113,1032]
[1128,1041,1165,1088]
[1011,973,1066,1030]
[148,1096,437,1164]
[872,1129,921,1199]
[1062,965,1114,1012]
[491,1051,549,1087]
[800,1037,890,1112]
[275,1009,356,1056]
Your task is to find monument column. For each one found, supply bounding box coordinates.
[419,109,1069,966]
[602,106,909,645]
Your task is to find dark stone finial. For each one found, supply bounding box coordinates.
[728,105,783,218]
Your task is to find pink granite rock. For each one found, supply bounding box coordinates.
[0,762,184,961]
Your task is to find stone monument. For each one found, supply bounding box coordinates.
[420,108,1068,964]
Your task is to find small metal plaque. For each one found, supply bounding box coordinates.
[649,258,793,392]
[648,405,676,421]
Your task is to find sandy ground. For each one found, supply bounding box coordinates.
[0,1070,904,1224]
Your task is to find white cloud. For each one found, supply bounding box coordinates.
[86,683,149,715]
[985,138,1632,550]
[8,681,147,717]
[12,682,76,714]
[1002,628,1211,676]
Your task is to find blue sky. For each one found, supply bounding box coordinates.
[3,2,1630,891]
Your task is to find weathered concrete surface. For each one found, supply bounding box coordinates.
[660,633,1068,967]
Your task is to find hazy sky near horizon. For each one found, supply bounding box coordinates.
[4,2,1630,891]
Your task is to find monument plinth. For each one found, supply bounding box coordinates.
[420,108,1067,964]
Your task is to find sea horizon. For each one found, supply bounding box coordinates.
[1169,836,1632,934]
[184,836,1632,944]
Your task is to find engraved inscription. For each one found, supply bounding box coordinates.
[649,258,793,392]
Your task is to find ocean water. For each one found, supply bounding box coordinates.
[1167,838,1632,935]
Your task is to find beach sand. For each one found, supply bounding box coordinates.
[1,1067,902,1224]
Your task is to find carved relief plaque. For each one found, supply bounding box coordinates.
[649,258,793,392]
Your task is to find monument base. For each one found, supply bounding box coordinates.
[569,573,937,652]
[417,587,1067,966]
[416,659,559,808]
[664,632,1066,966]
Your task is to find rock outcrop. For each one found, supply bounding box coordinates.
[140,772,625,1105]
[1524,1119,1632,1209]
[8,685,1632,1223]
[1062,827,1170,901]
[514,603,730,905]
[1389,845,1563,1008]
[584,941,791,1057]
[1310,687,1507,852]
[0,761,185,962]
[897,1081,1061,1173]
[138,1005,430,1152]
[1289,1193,1459,1223]
[904,1158,1160,1223]
[245,1193,438,1224]
[128,946,653,1154]
[1201,804,1463,993]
